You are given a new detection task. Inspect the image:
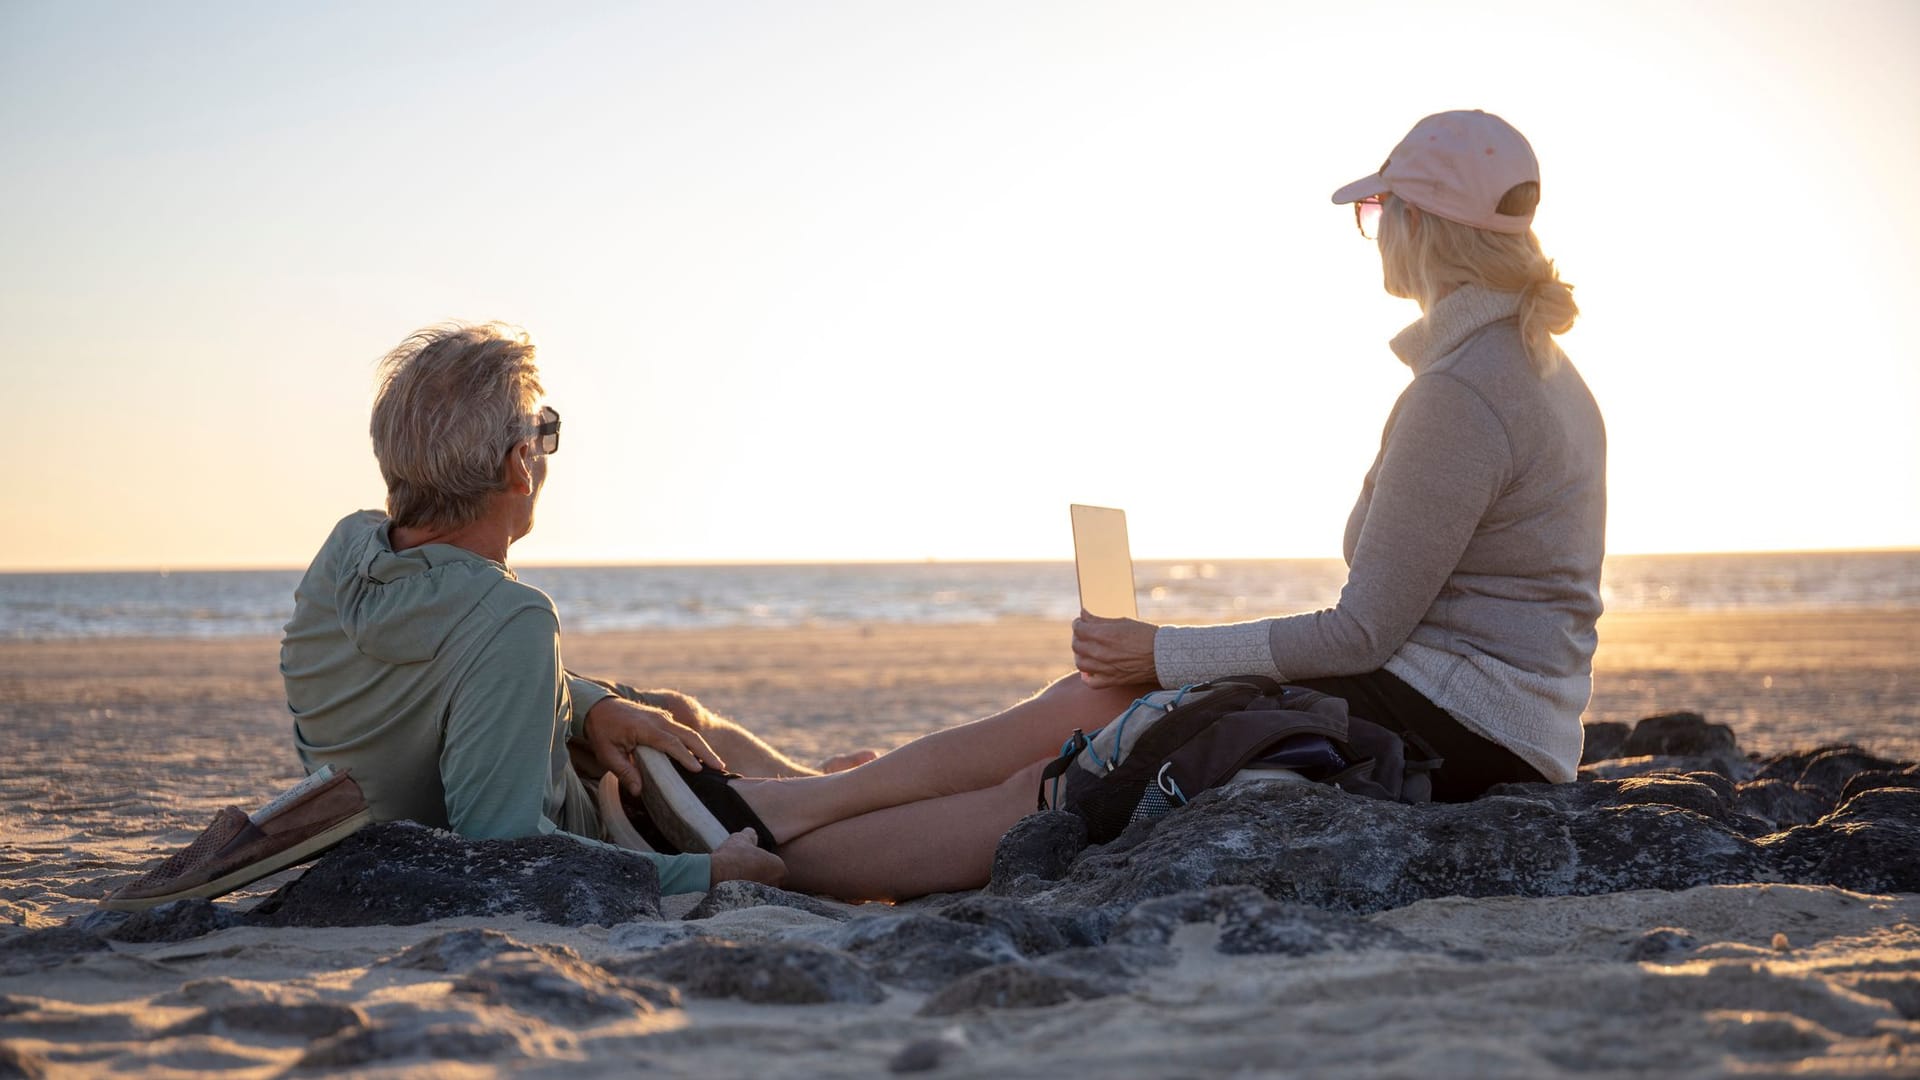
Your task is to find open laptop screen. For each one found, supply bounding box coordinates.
[1070,504,1138,619]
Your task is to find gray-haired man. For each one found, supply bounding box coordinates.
[281,323,786,893]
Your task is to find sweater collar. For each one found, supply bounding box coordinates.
[1388,284,1521,372]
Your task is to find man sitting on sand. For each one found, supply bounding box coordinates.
[279,323,817,894]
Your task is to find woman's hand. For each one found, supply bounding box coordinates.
[584,697,726,795]
[1072,611,1161,689]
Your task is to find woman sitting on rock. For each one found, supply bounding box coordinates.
[641,109,1605,901]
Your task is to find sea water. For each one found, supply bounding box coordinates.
[2,551,1915,640]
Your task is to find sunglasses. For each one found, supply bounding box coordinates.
[531,405,561,455]
[1354,195,1388,241]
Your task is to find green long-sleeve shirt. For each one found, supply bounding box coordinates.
[280,510,710,894]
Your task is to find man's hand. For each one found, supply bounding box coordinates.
[1072,611,1161,689]
[584,696,726,796]
[709,828,786,886]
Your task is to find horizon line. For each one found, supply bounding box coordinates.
[3,544,1918,575]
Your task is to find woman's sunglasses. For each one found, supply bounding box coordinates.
[1354,195,1388,241]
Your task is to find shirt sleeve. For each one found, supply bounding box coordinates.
[1155,374,1511,685]
[565,674,615,742]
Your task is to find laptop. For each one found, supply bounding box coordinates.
[1070,504,1138,619]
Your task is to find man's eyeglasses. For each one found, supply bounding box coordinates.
[1354,195,1388,241]
[531,406,561,455]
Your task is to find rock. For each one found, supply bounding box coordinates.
[1007,753,1920,917]
[1761,787,1920,894]
[386,929,574,973]
[108,899,242,944]
[1581,754,1745,782]
[453,949,666,1019]
[162,1001,367,1039]
[1108,886,1418,956]
[1580,722,1631,764]
[889,1032,967,1073]
[824,914,1024,992]
[683,880,851,922]
[299,1023,523,1068]
[995,781,1771,915]
[1790,748,1907,796]
[1732,779,1832,829]
[1839,766,1920,804]
[68,909,129,937]
[1621,712,1738,758]
[250,821,662,928]
[931,894,1102,956]
[607,939,883,1005]
[1623,927,1699,962]
[988,811,1088,887]
[0,926,108,977]
[1752,746,1905,794]
[916,961,1125,1016]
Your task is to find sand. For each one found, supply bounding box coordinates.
[2,610,1917,1075]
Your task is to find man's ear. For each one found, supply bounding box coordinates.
[503,443,535,495]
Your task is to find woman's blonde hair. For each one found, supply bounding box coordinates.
[1382,184,1577,375]
[370,323,544,530]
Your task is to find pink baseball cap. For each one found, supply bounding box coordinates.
[1331,110,1540,234]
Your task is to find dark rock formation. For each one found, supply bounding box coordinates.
[1108,885,1421,956]
[385,928,575,973]
[299,1024,522,1069]
[453,949,668,1019]
[822,914,1025,992]
[250,821,662,928]
[990,753,1920,914]
[1621,712,1737,758]
[607,939,884,1005]
[108,899,243,944]
[1580,721,1631,764]
[931,893,1105,955]
[989,811,1087,887]
[683,880,851,923]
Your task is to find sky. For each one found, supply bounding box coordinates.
[2,0,1916,570]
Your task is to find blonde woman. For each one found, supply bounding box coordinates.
[631,110,1607,899]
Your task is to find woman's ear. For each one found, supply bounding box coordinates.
[1405,205,1421,237]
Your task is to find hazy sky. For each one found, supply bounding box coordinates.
[4,0,1916,570]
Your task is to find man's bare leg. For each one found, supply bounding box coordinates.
[732,674,1154,844]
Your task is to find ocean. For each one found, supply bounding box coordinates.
[2,550,1916,640]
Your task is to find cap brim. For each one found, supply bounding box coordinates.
[1330,174,1390,205]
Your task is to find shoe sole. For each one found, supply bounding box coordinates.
[596,772,656,852]
[100,809,375,912]
[634,748,729,853]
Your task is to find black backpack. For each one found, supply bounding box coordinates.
[1037,676,1441,844]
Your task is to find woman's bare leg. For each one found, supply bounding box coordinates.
[736,674,1154,843]
[776,757,1055,900]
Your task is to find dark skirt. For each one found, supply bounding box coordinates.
[1289,669,1548,802]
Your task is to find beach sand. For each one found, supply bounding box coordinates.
[2,610,1917,1075]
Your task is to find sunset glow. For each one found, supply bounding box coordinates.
[3,0,1915,569]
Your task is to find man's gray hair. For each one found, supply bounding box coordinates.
[370,323,544,530]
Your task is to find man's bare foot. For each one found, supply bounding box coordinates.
[816,749,879,774]
[708,828,786,887]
